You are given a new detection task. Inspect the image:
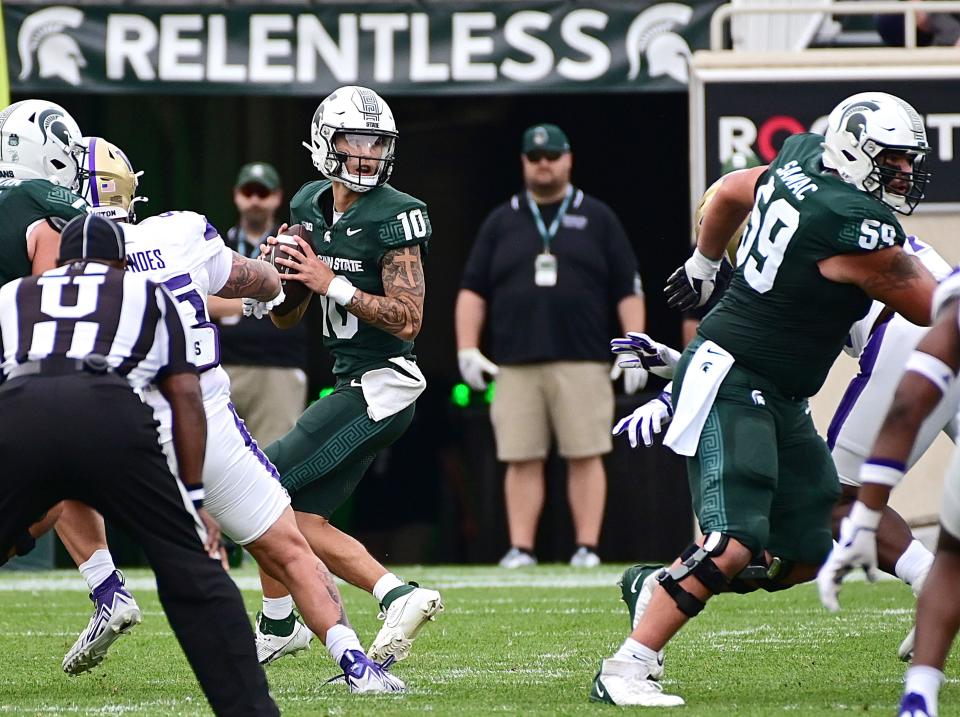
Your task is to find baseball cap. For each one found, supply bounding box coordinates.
[58,214,125,264]
[235,162,281,191]
[522,124,571,155]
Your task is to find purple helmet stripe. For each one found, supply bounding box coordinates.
[87,137,100,207]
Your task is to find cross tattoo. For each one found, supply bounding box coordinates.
[392,249,419,289]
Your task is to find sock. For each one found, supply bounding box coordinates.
[896,540,934,593]
[325,624,363,664]
[577,544,598,553]
[373,573,405,603]
[614,637,659,664]
[262,595,294,621]
[79,549,116,592]
[905,665,944,715]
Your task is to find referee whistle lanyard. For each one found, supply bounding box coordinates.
[527,185,573,287]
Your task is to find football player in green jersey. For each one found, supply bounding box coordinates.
[0,100,147,675]
[590,92,939,707]
[247,86,443,667]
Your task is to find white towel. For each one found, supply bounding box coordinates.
[663,340,735,456]
[360,357,427,422]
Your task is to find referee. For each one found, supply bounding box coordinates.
[0,215,279,717]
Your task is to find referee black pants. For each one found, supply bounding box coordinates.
[0,373,279,717]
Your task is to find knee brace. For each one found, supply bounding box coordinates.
[657,532,733,618]
[729,554,794,593]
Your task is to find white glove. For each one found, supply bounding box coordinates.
[242,288,286,319]
[458,348,499,390]
[816,501,881,612]
[612,388,673,448]
[610,359,648,394]
[610,332,681,379]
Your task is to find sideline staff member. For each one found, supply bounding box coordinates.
[456,123,646,569]
[0,215,278,717]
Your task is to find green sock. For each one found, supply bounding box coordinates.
[381,583,416,610]
[258,611,297,637]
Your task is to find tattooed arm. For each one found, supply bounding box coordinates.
[345,245,425,341]
[818,246,937,326]
[214,250,282,301]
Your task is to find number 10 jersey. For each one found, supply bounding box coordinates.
[699,133,907,399]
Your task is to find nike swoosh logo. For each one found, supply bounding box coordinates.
[350,379,361,387]
[705,347,725,355]
[630,573,643,594]
[346,227,363,236]
[596,684,605,698]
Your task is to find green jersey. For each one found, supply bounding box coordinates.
[290,180,431,377]
[0,178,87,285]
[700,133,906,398]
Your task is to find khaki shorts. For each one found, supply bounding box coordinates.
[490,361,614,461]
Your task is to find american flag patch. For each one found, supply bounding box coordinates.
[100,180,116,192]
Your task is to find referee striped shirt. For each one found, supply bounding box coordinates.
[0,261,196,389]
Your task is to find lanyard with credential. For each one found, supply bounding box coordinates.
[526,185,574,254]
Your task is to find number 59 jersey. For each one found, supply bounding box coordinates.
[120,211,234,441]
[290,180,431,377]
[699,133,907,399]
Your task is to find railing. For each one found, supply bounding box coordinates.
[710,0,960,50]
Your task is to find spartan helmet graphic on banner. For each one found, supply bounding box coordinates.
[625,3,694,84]
[17,7,87,87]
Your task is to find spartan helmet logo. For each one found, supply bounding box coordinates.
[625,3,694,84]
[17,7,87,87]
[532,127,549,146]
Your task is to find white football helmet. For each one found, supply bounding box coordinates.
[303,86,397,193]
[78,137,146,222]
[822,92,930,215]
[0,99,83,190]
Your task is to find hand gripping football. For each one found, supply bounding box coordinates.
[269,224,314,316]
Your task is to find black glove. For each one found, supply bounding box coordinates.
[663,250,722,310]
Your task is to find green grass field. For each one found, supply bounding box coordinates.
[0,564,953,716]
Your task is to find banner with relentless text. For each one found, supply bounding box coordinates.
[7,1,720,95]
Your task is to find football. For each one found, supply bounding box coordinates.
[269,224,313,316]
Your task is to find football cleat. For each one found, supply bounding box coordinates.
[899,626,916,663]
[368,583,443,663]
[619,564,666,678]
[339,650,406,693]
[62,570,142,675]
[589,657,684,707]
[255,611,312,665]
[570,546,601,568]
[498,547,537,569]
[899,691,932,717]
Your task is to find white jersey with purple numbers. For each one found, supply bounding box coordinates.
[830,236,958,486]
[121,210,289,545]
[121,211,233,441]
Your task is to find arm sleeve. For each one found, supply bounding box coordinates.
[602,204,641,303]
[153,284,198,381]
[460,209,499,298]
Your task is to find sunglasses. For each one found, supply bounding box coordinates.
[525,150,563,162]
[238,184,272,198]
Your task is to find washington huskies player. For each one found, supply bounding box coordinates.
[0,100,149,676]
[821,275,960,717]
[590,92,938,707]
[614,179,954,664]
[79,136,405,693]
[247,86,443,665]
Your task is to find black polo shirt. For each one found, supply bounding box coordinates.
[461,187,640,364]
[217,223,308,369]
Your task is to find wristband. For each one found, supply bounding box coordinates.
[185,486,205,510]
[326,275,357,306]
[859,459,905,488]
[690,248,722,274]
[848,501,882,530]
[904,350,954,395]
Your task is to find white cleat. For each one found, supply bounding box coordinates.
[368,584,444,663]
[499,547,537,568]
[900,566,929,662]
[570,546,601,568]
[255,612,312,665]
[62,571,142,675]
[590,657,685,707]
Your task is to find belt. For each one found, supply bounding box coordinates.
[7,354,113,379]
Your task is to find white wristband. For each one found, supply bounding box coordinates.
[691,248,722,273]
[326,275,357,306]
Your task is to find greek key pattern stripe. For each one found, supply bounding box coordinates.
[697,408,726,529]
[283,413,383,491]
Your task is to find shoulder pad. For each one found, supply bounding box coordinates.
[933,268,960,321]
